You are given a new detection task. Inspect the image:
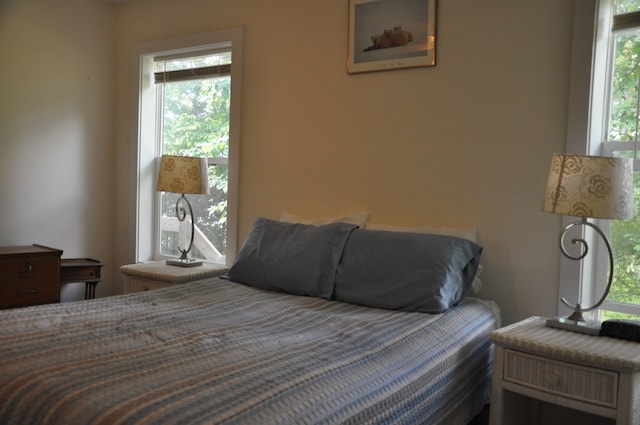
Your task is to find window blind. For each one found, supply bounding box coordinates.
[154,64,231,84]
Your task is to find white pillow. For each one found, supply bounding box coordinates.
[280,212,369,228]
[364,223,478,242]
[364,222,484,294]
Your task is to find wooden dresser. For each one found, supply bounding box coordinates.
[0,244,63,309]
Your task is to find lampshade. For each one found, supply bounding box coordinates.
[542,154,634,220]
[156,155,210,195]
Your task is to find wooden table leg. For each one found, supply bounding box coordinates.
[85,282,98,300]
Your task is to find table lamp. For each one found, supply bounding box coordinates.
[156,155,210,267]
[541,153,634,333]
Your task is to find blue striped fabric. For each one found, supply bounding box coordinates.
[0,278,497,425]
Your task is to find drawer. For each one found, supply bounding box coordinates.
[126,277,173,293]
[61,267,100,281]
[0,256,58,279]
[503,349,618,408]
[0,256,60,307]
[61,264,101,282]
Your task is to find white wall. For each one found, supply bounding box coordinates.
[0,0,116,299]
[112,0,575,325]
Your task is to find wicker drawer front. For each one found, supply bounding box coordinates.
[503,349,618,408]
[126,277,173,293]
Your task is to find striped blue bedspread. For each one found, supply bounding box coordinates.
[0,277,497,425]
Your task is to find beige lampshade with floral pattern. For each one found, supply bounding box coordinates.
[541,154,634,219]
[156,155,210,195]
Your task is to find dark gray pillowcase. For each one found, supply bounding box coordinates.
[226,218,358,299]
[333,229,483,313]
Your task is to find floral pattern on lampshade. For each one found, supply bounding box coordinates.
[156,155,210,195]
[541,154,633,219]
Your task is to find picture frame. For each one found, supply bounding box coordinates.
[348,0,437,74]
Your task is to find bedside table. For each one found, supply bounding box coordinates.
[121,261,228,293]
[490,316,640,425]
[61,258,103,299]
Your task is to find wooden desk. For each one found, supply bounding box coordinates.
[60,258,103,300]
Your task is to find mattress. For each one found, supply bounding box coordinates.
[0,277,497,425]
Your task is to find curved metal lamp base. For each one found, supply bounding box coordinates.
[546,217,614,334]
[165,193,203,268]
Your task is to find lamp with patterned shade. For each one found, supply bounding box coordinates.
[542,153,634,333]
[157,155,210,267]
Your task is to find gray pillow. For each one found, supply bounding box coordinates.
[226,218,357,298]
[333,229,483,313]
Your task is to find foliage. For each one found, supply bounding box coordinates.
[616,0,640,14]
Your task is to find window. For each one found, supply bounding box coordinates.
[568,1,640,319]
[133,28,243,267]
[601,1,640,318]
[155,51,230,264]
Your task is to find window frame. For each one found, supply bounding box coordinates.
[131,28,243,267]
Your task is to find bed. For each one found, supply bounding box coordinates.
[0,218,499,425]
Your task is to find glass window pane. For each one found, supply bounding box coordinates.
[608,18,640,314]
[608,32,640,142]
[157,56,231,264]
[159,164,228,262]
[608,170,640,308]
[162,77,230,158]
[616,0,640,15]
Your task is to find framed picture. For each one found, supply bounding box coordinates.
[348,0,437,74]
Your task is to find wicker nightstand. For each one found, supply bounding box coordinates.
[489,316,640,425]
[121,261,228,294]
